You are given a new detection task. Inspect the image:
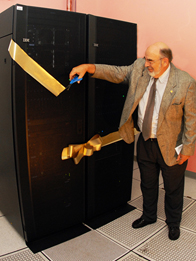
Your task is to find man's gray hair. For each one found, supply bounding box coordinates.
[160,48,173,63]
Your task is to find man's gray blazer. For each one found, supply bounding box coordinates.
[93,58,196,166]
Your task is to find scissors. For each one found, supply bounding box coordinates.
[66,75,83,91]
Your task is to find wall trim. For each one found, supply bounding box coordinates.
[185,170,196,179]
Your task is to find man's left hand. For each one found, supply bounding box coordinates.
[176,153,190,165]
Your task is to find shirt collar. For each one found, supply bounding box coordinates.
[150,64,171,84]
[158,64,171,83]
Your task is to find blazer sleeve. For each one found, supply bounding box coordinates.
[181,78,196,156]
[92,64,133,84]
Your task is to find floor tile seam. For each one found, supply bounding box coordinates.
[1,249,52,261]
[132,225,169,252]
[96,222,166,252]
[134,226,196,260]
[182,202,195,215]
[128,207,166,223]
[182,199,196,213]
[128,195,143,204]
[41,251,53,261]
[133,249,155,261]
[0,247,28,258]
[31,251,52,261]
[82,222,94,231]
[180,225,196,234]
[156,216,165,222]
[114,250,133,261]
[95,228,131,251]
[130,225,167,252]
[132,177,141,182]
[129,188,165,204]
[127,204,143,216]
[115,250,145,261]
[131,250,152,261]
[183,196,196,202]
[82,209,142,231]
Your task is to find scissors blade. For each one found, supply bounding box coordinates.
[66,75,83,91]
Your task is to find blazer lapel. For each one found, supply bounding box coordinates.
[133,69,150,110]
[157,64,177,130]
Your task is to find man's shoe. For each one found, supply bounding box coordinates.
[169,226,180,240]
[132,217,156,229]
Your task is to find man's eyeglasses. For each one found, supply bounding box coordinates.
[144,57,163,65]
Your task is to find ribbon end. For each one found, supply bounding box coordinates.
[8,39,66,97]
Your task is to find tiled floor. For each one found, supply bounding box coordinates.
[0,160,196,261]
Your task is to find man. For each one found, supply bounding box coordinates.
[69,42,196,240]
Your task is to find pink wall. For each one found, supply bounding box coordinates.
[77,0,196,79]
[1,0,196,172]
[76,0,196,172]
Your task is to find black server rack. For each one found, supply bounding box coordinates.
[0,4,137,244]
[86,15,137,219]
[0,4,86,242]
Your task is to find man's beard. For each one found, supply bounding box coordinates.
[147,62,162,77]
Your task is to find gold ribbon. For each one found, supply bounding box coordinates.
[8,41,139,163]
[8,39,65,96]
[62,131,123,164]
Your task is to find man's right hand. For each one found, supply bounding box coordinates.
[69,64,96,83]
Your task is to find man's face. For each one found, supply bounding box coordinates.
[145,58,162,77]
[144,47,168,78]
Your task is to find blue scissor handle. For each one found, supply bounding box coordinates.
[70,75,83,84]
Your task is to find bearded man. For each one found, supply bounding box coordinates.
[69,42,196,240]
